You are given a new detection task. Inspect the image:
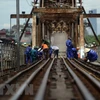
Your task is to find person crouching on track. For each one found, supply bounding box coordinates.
[31,47,38,62]
[84,48,98,62]
[72,47,78,59]
[52,46,59,58]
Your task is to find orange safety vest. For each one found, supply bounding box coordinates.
[42,44,48,49]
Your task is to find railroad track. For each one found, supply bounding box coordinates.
[74,59,100,79]
[0,61,37,83]
[78,59,100,71]
[9,58,77,100]
[66,58,100,100]
[0,57,100,100]
[0,59,45,100]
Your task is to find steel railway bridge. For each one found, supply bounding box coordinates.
[0,0,100,100]
[10,0,100,58]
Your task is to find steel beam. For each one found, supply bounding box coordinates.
[33,8,82,13]
[10,14,32,18]
[83,14,100,18]
[40,13,77,22]
[41,13,76,17]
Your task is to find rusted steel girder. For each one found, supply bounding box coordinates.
[40,13,77,22]
[40,17,76,23]
[33,8,82,13]
[10,14,32,18]
[10,13,78,19]
[83,14,100,18]
[40,13,77,18]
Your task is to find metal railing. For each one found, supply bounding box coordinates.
[0,41,26,76]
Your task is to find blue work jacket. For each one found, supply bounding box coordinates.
[87,50,98,62]
[72,48,78,59]
[66,39,73,58]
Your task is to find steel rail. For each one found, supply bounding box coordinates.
[34,58,55,100]
[62,57,95,100]
[0,60,43,90]
[74,59,100,75]
[69,59,100,89]
[9,58,50,100]
[78,59,100,68]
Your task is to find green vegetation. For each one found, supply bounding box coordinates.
[85,35,100,45]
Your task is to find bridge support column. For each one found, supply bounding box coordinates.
[32,15,36,48]
[79,14,85,58]
[72,0,74,7]
[42,0,44,7]
[36,25,39,46]
[42,22,45,39]
[69,23,72,37]
[75,22,78,47]
[38,22,42,46]
[71,23,74,43]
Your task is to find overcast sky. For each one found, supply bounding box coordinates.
[0,0,100,33]
[0,0,33,29]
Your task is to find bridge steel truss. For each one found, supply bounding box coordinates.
[10,0,100,58]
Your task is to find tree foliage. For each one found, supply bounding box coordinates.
[85,35,100,45]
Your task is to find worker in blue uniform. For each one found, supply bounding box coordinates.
[31,47,38,62]
[84,48,98,62]
[72,47,78,59]
[25,45,32,64]
[66,37,74,59]
[49,46,53,58]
